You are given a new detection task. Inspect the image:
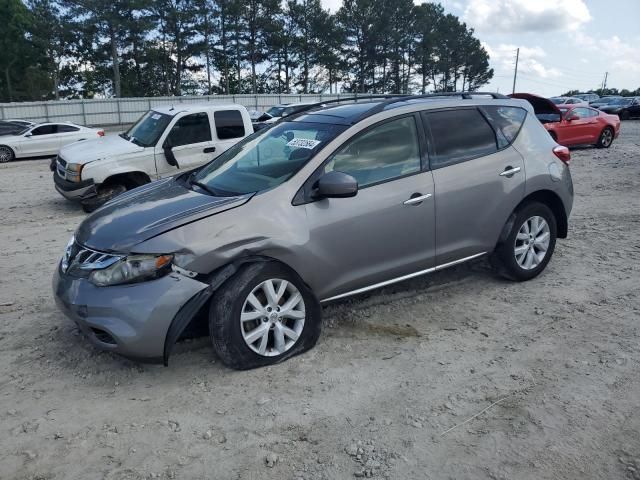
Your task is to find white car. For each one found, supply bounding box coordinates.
[549,96,587,106]
[0,122,104,163]
[53,103,254,212]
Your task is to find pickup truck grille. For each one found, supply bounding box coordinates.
[56,156,67,179]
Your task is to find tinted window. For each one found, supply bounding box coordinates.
[126,110,172,147]
[167,112,212,147]
[214,110,245,140]
[480,106,527,148]
[324,116,421,188]
[572,107,596,119]
[31,125,57,135]
[424,109,498,168]
[57,125,80,133]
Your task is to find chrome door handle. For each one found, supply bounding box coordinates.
[499,166,521,177]
[403,193,432,205]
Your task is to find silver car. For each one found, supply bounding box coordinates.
[53,94,574,369]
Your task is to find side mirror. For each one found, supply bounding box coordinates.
[163,143,179,167]
[315,171,358,199]
[24,132,32,137]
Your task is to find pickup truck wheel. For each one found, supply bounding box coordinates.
[209,262,322,370]
[81,183,127,213]
[0,146,15,163]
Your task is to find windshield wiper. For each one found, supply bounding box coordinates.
[191,179,221,196]
[130,136,146,147]
[119,132,130,141]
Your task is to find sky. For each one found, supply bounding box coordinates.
[320,0,640,96]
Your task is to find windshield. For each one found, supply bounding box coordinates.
[194,121,347,195]
[124,110,172,147]
[266,106,286,118]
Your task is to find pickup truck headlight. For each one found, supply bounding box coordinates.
[89,254,173,286]
[66,163,84,183]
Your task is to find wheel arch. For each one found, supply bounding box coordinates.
[102,170,152,189]
[162,254,313,366]
[498,190,568,245]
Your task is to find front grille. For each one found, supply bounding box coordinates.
[62,241,122,274]
[56,156,67,179]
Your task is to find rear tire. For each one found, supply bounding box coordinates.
[492,202,557,282]
[596,127,614,148]
[0,145,15,163]
[209,262,322,370]
[81,183,127,213]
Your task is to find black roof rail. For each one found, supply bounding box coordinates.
[272,92,509,125]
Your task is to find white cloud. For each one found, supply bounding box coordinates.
[574,32,640,74]
[483,43,562,79]
[465,0,591,33]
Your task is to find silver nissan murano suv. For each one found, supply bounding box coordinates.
[53,94,574,369]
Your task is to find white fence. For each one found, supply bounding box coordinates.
[0,94,350,126]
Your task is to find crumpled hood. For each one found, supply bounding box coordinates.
[509,93,561,116]
[76,177,252,252]
[60,135,144,164]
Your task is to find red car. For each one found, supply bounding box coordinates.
[510,93,620,148]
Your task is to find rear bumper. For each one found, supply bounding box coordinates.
[54,173,97,201]
[52,265,209,362]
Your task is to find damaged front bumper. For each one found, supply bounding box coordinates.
[53,172,97,201]
[52,264,209,363]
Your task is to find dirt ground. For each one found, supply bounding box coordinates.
[1,121,639,480]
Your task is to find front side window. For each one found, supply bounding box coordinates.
[424,108,498,168]
[31,125,57,135]
[480,106,527,148]
[323,116,421,188]
[572,107,593,119]
[125,110,172,147]
[195,121,346,195]
[214,110,245,140]
[167,112,212,147]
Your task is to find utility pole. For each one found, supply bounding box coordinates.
[602,72,608,92]
[512,48,519,94]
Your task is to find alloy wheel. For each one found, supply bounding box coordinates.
[240,278,305,357]
[514,216,550,270]
[601,129,613,147]
[0,147,12,163]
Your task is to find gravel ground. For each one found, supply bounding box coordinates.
[1,121,639,480]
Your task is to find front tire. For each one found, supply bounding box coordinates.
[81,183,127,213]
[0,145,15,163]
[492,202,557,282]
[596,127,614,148]
[209,262,322,370]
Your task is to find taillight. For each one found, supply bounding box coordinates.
[553,145,570,165]
[97,130,105,137]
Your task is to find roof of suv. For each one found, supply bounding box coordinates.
[152,103,244,116]
[291,93,523,126]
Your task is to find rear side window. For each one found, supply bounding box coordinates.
[480,106,527,148]
[423,109,497,168]
[167,112,212,147]
[214,110,245,140]
[31,125,57,135]
[57,125,80,133]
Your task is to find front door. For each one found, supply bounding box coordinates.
[302,114,436,301]
[422,106,526,265]
[155,112,217,177]
[561,107,597,145]
[20,124,60,156]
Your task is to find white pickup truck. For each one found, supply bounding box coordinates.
[53,104,254,212]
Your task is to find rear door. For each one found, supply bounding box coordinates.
[56,124,87,149]
[155,112,217,176]
[422,106,527,265]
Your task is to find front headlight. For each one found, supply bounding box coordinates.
[89,254,173,286]
[66,163,84,182]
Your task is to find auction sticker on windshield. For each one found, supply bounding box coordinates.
[287,138,321,149]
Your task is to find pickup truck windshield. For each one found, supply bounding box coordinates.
[194,122,347,195]
[124,111,172,147]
